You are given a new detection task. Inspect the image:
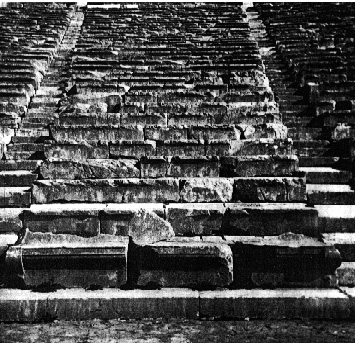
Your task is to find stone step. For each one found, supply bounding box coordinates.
[307,184,355,205]
[31,177,307,204]
[299,156,350,168]
[222,233,340,288]
[316,205,355,233]
[300,167,352,184]
[322,233,355,263]
[0,160,42,171]
[0,187,31,208]
[17,202,319,237]
[0,288,350,321]
[0,171,38,187]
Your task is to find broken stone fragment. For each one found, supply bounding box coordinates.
[127,209,175,245]
[180,178,234,203]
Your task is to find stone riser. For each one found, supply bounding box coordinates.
[1,288,353,321]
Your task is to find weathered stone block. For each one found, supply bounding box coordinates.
[6,230,128,288]
[23,204,105,237]
[140,157,169,178]
[156,140,205,157]
[135,238,233,288]
[169,157,220,178]
[226,233,341,288]
[200,289,350,319]
[180,178,234,203]
[145,127,188,141]
[166,203,225,235]
[40,159,139,179]
[110,141,156,158]
[322,233,355,261]
[221,155,298,177]
[45,144,109,161]
[100,204,165,236]
[0,187,31,208]
[233,176,307,202]
[32,179,180,204]
[51,126,144,143]
[189,126,241,140]
[0,208,23,233]
[222,203,319,236]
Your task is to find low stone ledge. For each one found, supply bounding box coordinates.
[199,289,350,319]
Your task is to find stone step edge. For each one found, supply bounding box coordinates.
[0,288,354,322]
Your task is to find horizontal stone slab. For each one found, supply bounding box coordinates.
[40,159,140,179]
[233,176,307,202]
[224,233,341,288]
[45,144,109,161]
[0,288,199,322]
[32,179,180,204]
[51,126,144,143]
[110,141,156,158]
[0,171,37,187]
[221,155,298,177]
[6,230,129,288]
[200,289,350,319]
[337,262,355,287]
[134,237,233,288]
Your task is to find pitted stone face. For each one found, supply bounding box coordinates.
[127,209,175,245]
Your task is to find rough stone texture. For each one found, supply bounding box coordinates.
[200,289,350,319]
[225,233,341,288]
[100,204,165,236]
[180,178,234,203]
[316,205,355,233]
[40,159,140,179]
[45,144,109,161]
[135,238,233,288]
[32,179,180,204]
[0,208,23,233]
[221,155,299,177]
[6,230,128,288]
[233,177,307,202]
[0,188,31,208]
[337,262,355,287]
[0,288,199,322]
[322,233,355,261]
[222,203,319,236]
[22,204,105,237]
[166,203,225,236]
[127,209,175,245]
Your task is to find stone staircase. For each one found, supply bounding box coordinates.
[0,2,355,321]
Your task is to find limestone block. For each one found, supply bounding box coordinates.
[0,188,31,208]
[101,204,165,236]
[121,113,167,126]
[221,155,298,177]
[226,233,341,288]
[135,238,233,288]
[180,178,234,203]
[58,113,121,126]
[189,126,241,140]
[322,233,355,261]
[0,208,24,233]
[32,179,180,204]
[156,140,205,157]
[222,203,319,236]
[233,176,307,202]
[140,157,169,178]
[23,204,105,237]
[110,141,156,158]
[168,157,220,178]
[166,203,225,235]
[40,159,139,179]
[45,144,109,161]
[200,289,350,319]
[51,126,144,143]
[145,127,188,141]
[6,230,128,288]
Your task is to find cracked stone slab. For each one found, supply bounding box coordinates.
[32,179,180,204]
[45,143,109,161]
